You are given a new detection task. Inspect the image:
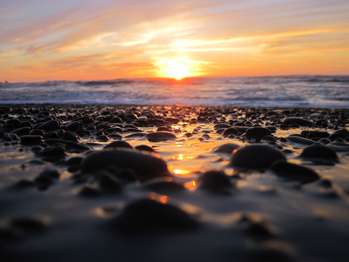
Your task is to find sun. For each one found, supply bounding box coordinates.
[154,57,199,80]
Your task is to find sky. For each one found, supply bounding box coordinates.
[0,0,349,81]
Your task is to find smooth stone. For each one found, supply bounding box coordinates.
[300,143,339,165]
[38,169,60,179]
[13,127,31,136]
[104,140,132,149]
[330,129,349,140]
[301,130,329,140]
[287,135,315,146]
[328,143,349,152]
[39,146,66,161]
[34,175,54,191]
[222,127,238,138]
[78,186,101,197]
[135,144,155,152]
[125,132,146,139]
[11,179,35,190]
[81,148,169,181]
[245,127,271,141]
[231,144,286,170]
[243,221,275,240]
[282,117,313,127]
[270,161,320,184]
[146,131,176,142]
[10,217,47,233]
[98,174,122,194]
[20,135,43,146]
[111,198,199,234]
[198,170,234,193]
[65,142,90,153]
[38,120,59,131]
[144,178,186,194]
[66,157,83,167]
[213,143,240,154]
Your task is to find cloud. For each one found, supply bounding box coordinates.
[1,0,349,80]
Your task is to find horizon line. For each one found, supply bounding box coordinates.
[2,73,349,84]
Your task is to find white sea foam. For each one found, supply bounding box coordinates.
[0,76,348,108]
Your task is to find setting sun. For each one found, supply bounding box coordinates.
[154,57,199,80]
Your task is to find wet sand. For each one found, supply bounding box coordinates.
[0,105,349,262]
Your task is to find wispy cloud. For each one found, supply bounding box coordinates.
[1,0,349,81]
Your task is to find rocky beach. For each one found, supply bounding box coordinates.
[0,105,348,262]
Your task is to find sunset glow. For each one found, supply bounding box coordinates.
[0,1,348,81]
[155,57,200,80]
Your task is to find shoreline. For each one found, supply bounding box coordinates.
[1,105,348,262]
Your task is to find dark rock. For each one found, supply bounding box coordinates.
[270,161,320,184]
[330,129,349,140]
[135,144,155,152]
[245,127,271,142]
[13,127,31,136]
[111,198,199,234]
[96,134,109,142]
[98,173,122,194]
[300,143,339,165]
[66,157,83,167]
[287,135,315,146]
[65,142,90,153]
[282,117,313,127]
[214,143,240,154]
[243,221,275,240]
[11,179,35,190]
[10,217,47,233]
[198,170,234,193]
[146,131,176,142]
[38,120,59,131]
[38,169,60,179]
[231,144,286,170]
[39,146,66,162]
[301,130,329,141]
[144,178,186,194]
[81,149,169,181]
[20,135,43,146]
[104,140,132,149]
[222,127,238,138]
[78,186,101,197]
[239,213,276,241]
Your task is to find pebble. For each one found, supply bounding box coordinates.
[10,217,47,233]
[282,117,313,127]
[245,127,271,142]
[300,143,339,165]
[81,148,169,181]
[20,135,43,145]
[287,135,315,146]
[269,161,320,184]
[110,198,199,234]
[135,144,155,152]
[146,131,176,142]
[97,173,122,194]
[144,178,186,194]
[222,127,238,138]
[104,140,132,149]
[198,170,234,194]
[37,120,60,131]
[330,129,349,140]
[231,144,286,170]
[39,146,66,162]
[213,143,240,154]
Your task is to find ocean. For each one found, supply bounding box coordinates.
[1,76,348,108]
